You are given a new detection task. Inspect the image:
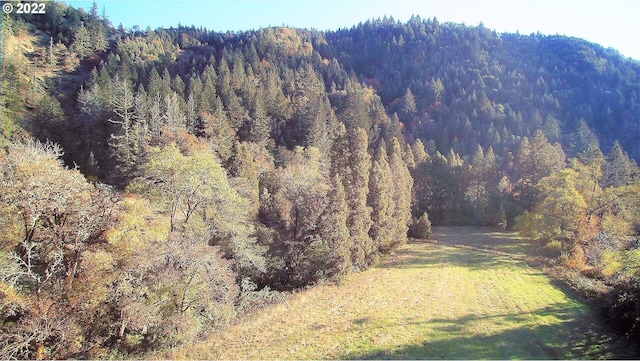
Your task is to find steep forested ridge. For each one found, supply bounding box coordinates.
[1,3,639,358]
[338,19,638,157]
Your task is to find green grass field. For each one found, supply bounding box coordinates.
[169,227,634,360]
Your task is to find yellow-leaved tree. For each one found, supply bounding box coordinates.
[128,142,266,276]
[516,168,587,249]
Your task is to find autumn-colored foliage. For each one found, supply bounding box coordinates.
[2,3,640,356]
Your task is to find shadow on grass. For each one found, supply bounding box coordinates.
[370,227,639,359]
[382,226,543,272]
[431,226,533,255]
[381,243,527,272]
[343,303,636,360]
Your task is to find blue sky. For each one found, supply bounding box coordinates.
[64,0,640,60]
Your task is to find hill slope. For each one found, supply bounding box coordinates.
[169,227,635,359]
[325,18,640,160]
[3,7,640,358]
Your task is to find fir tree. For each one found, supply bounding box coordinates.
[345,128,373,269]
[389,138,413,246]
[399,88,417,123]
[107,76,140,186]
[412,139,430,165]
[321,174,352,277]
[572,120,604,166]
[246,95,272,143]
[368,140,395,254]
[73,24,93,59]
[603,141,635,187]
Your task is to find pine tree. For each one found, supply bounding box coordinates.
[229,141,257,179]
[48,37,55,70]
[89,0,100,20]
[161,68,173,98]
[410,139,433,219]
[133,87,149,136]
[226,92,249,131]
[188,75,205,113]
[263,69,290,122]
[109,76,135,139]
[201,72,220,114]
[146,68,164,103]
[148,90,163,138]
[542,115,562,143]
[308,94,337,157]
[383,112,404,147]
[429,151,454,224]
[197,111,236,163]
[231,53,248,91]
[470,145,489,224]
[171,75,186,99]
[88,22,109,53]
[330,123,350,181]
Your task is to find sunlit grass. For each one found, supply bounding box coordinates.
[168,227,629,360]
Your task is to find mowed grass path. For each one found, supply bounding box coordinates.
[172,227,633,360]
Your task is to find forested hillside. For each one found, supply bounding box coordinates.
[1,2,639,358]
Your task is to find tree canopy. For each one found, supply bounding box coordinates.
[2,3,640,357]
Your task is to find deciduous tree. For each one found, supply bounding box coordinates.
[129,143,265,274]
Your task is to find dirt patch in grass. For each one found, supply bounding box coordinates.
[167,227,637,360]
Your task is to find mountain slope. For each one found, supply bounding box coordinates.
[325,17,640,160]
[7,10,640,170]
[3,7,640,358]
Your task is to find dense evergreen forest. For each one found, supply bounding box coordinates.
[1,1,639,358]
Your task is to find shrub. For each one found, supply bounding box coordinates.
[561,245,587,270]
[514,211,544,245]
[544,240,563,256]
[237,278,284,315]
[409,212,432,239]
[601,280,640,348]
[585,231,619,267]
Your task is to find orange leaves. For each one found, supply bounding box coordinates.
[576,215,602,244]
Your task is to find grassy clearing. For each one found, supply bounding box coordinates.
[168,227,634,360]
